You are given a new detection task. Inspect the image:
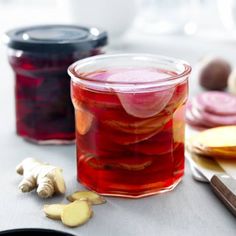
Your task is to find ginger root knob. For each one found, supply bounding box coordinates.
[16,158,66,198]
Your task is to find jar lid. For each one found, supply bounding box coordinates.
[4,25,108,53]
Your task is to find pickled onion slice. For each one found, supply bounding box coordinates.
[107,69,175,118]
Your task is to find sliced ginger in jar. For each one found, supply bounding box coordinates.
[73,100,94,135]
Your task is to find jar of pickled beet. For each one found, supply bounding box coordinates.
[4,25,107,144]
[68,54,191,198]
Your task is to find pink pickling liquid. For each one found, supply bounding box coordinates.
[71,67,188,198]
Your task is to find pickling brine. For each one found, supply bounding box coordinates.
[69,54,190,198]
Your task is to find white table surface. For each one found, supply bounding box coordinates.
[0,4,236,235]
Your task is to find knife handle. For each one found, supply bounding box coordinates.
[210,174,236,216]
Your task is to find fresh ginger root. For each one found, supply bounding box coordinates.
[16,158,66,198]
[67,191,106,205]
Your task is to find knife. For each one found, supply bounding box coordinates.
[216,159,236,179]
[186,151,236,216]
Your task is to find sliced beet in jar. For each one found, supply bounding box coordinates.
[4,25,107,144]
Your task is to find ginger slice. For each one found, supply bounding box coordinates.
[61,200,93,227]
[43,204,66,220]
[116,161,152,171]
[103,114,169,135]
[75,103,94,135]
[67,191,106,205]
[192,126,236,148]
[190,126,236,158]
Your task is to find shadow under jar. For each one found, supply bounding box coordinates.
[68,54,191,198]
[5,25,107,144]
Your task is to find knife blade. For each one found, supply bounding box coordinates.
[216,159,236,179]
[190,164,208,182]
[186,150,236,216]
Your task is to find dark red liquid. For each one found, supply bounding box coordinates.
[71,68,188,197]
[9,49,101,143]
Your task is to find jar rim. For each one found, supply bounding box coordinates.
[68,53,191,90]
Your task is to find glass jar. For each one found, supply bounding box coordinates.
[68,54,191,198]
[4,25,107,144]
